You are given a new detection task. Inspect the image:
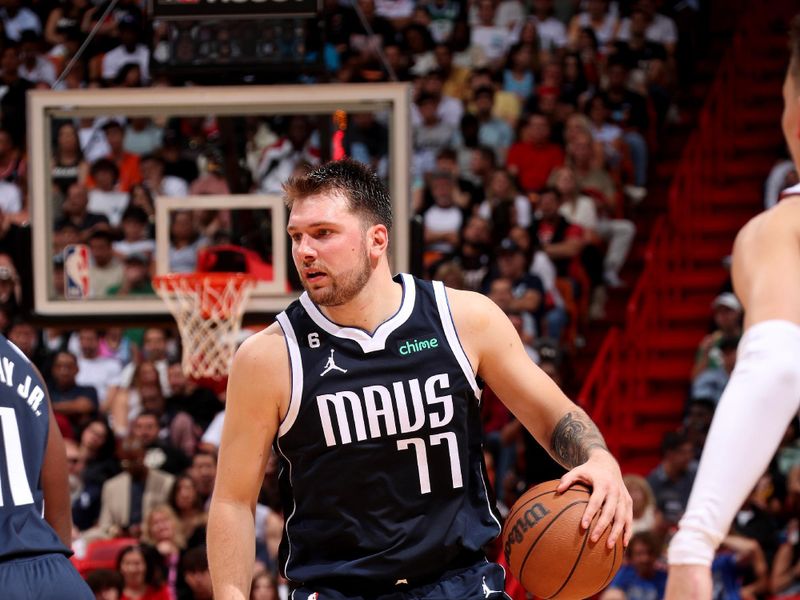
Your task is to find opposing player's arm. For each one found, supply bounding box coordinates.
[207,324,288,600]
[448,289,631,546]
[41,400,73,548]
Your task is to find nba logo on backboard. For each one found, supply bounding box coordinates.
[64,244,90,299]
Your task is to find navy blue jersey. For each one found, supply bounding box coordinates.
[274,274,501,587]
[0,335,71,560]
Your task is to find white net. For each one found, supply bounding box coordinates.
[154,273,257,379]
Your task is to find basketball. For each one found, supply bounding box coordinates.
[502,479,624,599]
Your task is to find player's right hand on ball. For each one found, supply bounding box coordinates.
[665,564,712,600]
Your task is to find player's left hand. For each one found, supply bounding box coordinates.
[557,449,632,549]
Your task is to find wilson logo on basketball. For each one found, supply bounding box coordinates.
[504,503,551,557]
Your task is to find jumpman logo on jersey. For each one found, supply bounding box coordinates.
[320,349,347,376]
[482,576,504,598]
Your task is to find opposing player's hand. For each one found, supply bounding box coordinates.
[557,449,632,549]
[664,564,712,600]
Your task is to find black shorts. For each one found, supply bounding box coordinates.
[289,559,510,600]
[0,553,93,599]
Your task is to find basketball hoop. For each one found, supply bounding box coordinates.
[153,273,257,380]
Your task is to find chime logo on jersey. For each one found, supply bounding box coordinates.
[316,373,454,446]
[398,337,439,356]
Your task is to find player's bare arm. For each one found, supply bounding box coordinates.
[41,402,73,547]
[731,196,800,327]
[447,288,632,548]
[207,323,289,600]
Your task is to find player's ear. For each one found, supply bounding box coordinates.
[368,223,389,257]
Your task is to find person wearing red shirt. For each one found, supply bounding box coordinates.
[507,113,565,193]
[530,187,583,278]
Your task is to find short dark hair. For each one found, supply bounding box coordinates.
[661,430,690,455]
[626,531,660,557]
[790,14,800,80]
[282,158,393,232]
[182,545,209,573]
[86,569,123,594]
[90,157,119,179]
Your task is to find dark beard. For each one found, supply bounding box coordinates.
[303,249,372,307]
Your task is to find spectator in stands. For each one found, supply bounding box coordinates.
[623,474,658,534]
[488,238,545,332]
[456,215,492,292]
[166,363,221,435]
[531,0,568,52]
[75,327,123,407]
[682,398,715,459]
[414,93,457,176]
[1,0,42,42]
[141,504,186,599]
[250,571,279,600]
[503,43,536,103]
[478,168,532,236]
[603,57,651,142]
[419,68,465,128]
[181,545,214,600]
[566,129,619,205]
[18,29,56,86]
[692,292,744,378]
[473,85,513,163]
[255,116,320,194]
[712,535,769,599]
[422,170,463,263]
[0,45,32,148]
[168,211,207,273]
[49,350,98,432]
[168,474,207,547]
[530,187,584,279]
[74,417,120,531]
[93,438,174,539]
[470,0,514,68]
[124,118,164,157]
[433,43,470,101]
[507,113,565,193]
[86,568,124,600]
[568,0,619,50]
[8,317,52,373]
[131,411,190,475]
[553,166,635,288]
[101,13,150,84]
[88,230,125,297]
[601,531,667,600]
[616,0,678,57]
[343,112,389,177]
[647,430,697,527]
[53,123,89,197]
[140,154,188,198]
[691,335,739,406]
[188,451,216,507]
[771,519,800,596]
[116,544,170,600]
[113,206,155,262]
[100,120,142,192]
[87,158,128,227]
[57,183,110,243]
[108,253,154,297]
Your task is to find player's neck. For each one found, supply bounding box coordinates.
[317,264,403,334]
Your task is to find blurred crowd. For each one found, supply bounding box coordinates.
[0,0,735,598]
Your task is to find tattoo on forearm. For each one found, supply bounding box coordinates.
[550,411,608,468]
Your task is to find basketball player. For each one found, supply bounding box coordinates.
[0,333,93,599]
[208,159,632,599]
[665,15,800,599]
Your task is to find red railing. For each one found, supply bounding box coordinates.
[577,327,620,454]
[580,0,779,448]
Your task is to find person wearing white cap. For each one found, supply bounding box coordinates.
[690,292,743,380]
[666,14,800,598]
